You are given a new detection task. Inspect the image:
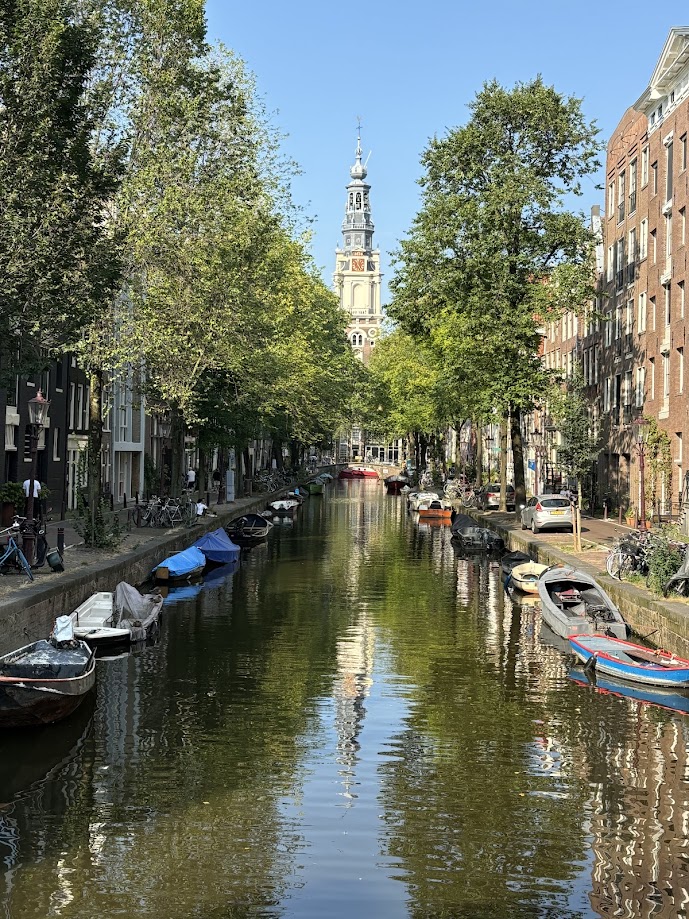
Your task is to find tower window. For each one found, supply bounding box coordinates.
[349,193,353,208]
[356,192,362,210]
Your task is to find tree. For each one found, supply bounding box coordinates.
[551,368,601,552]
[389,77,601,512]
[0,0,123,380]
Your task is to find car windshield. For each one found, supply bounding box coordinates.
[540,498,570,508]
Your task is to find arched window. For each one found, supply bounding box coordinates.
[349,193,353,208]
[351,332,364,347]
[356,192,362,210]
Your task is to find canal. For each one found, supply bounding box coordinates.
[1,480,689,918]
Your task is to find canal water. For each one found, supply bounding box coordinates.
[2,480,689,918]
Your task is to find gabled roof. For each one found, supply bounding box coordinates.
[635,27,689,110]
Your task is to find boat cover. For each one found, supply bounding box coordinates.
[154,545,207,577]
[113,582,164,640]
[0,639,91,680]
[194,529,241,564]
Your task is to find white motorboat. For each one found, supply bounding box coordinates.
[71,583,164,646]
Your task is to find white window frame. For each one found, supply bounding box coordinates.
[638,292,647,333]
[640,218,648,259]
[641,146,649,186]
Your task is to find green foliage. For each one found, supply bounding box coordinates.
[69,450,121,548]
[647,541,684,595]
[551,368,601,482]
[645,417,672,512]
[144,452,160,500]
[0,0,124,380]
[0,481,25,507]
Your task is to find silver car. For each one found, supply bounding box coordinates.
[520,495,573,534]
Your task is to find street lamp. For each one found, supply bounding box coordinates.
[158,415,171,496]
[23,390,50,565]
[633,416,650,529]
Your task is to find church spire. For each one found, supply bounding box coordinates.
[341,126,374,255]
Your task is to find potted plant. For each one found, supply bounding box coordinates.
[0,482,25,525]
[624,505,637,527]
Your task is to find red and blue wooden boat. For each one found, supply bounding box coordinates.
[569,634,689,688]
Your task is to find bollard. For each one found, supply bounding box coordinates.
[618,505,623,525]
[123,493,127,508]
[57,526,65,555]
[206,491,210,506]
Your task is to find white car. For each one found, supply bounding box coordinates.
[520,495,573,534]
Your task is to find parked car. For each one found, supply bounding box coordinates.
[477,483,515,511]
[520,495,573,533]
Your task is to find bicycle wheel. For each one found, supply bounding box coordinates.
[606,550,633,580]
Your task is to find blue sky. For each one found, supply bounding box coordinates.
[206,2,688,303]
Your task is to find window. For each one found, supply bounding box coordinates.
[635,366,645,407]
[641,146,649,186]
[604,312,612,346]
[678,432,683,465]
[640,218,648,259]
[626,298,634,334]
[624,370,632,406]
[650,296,656,331]
[616,238,625,289]
[52,428,60,462]
[666,140,674,201]
[76,385,84,432]
[615,303,622,340]
[608,181,615,218]
[680,280,686,319]
[652,161,658,195]
[650,357,655,400]
[681,207,686,245]
[664,284,672,326]
[682,134,687,172]
[604,377,611,412]
[651,228,657,264]
[55,361,63,391]
[69,382,76,430]
[638,292,647,333]
[607,245,614,281]
[628,227,636,281]
[663,352,670,399]
[666,212,673,258]
[679,347,684,394]
[618,171,626,222]
[629,159,637,213]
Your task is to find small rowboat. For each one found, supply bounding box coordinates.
[508,561,548,594]
[417,497,453,519]
[153,546,206,583]
[384,474,409,495]
[0,633,96,727]
[569,634,689,688]
[225,513,273,547]
[303,480,324,495]
[194,528,241,565]
[268,498,300,516]
[71,583,164,646]
[537,566,627,640]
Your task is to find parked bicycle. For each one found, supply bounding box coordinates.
[0,523,33,581]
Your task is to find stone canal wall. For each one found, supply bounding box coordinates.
[466,509,689,658]
[0,469,338,657]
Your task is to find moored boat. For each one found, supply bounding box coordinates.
[409,491,440,511]
[303,480,324,496]
[385,474,409,495]
[501,551,532,577]
[450,514,504,552]
[194,528,241,565]
[268,498,301,515]
[0,619,96,727]
[509,561,548,594]
[153,545,206,583]
[225,512,273,547]
[417,496,453,519]
[569,634,689,688]
[537,566,627,640]
[339,466,378,479]
[71,582,164,646]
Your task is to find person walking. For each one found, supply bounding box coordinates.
[186,468,196,490]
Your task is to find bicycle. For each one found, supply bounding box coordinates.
[0,525,34,581]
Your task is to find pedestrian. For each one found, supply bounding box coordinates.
[186,468,196,490]
[196,500,208,517]
[212,468,220,490]
[22,478,41,518]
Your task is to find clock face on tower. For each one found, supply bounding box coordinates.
[352,258,365,272]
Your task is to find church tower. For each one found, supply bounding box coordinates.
[333,129,383,362]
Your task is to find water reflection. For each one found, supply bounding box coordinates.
[3,482,689,916]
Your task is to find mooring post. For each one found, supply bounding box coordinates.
[57,526,64,555]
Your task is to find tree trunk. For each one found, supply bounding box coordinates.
[419,433,428,471]
[574,476,583,553]
[198,446,207,495]
[499,411,508,511]
[272,439,284,470]
[87,367,104,546]
[510,403,526,517]
[475,426,483,488]
[169,409,184,497]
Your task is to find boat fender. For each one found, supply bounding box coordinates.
[583,652,598,673]
[504,573,512,590]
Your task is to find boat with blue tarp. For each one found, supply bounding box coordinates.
[153,545,206,583]
[194,528,241,565]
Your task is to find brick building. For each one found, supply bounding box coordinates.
[537,28,689,519]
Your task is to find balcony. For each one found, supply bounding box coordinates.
[629,190,637,214]
[618,201,625,223]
